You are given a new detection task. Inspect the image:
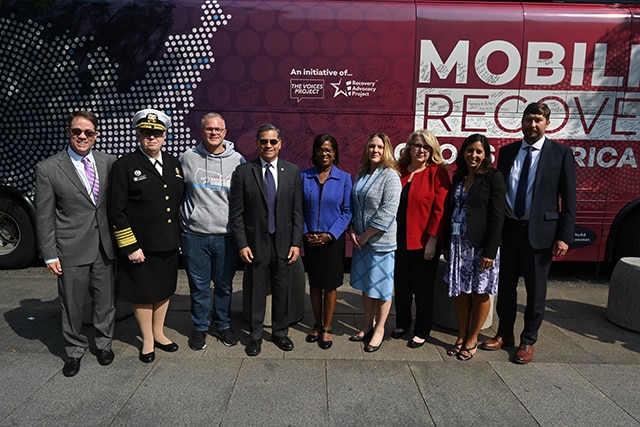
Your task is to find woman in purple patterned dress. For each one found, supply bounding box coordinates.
[444,134,505,361]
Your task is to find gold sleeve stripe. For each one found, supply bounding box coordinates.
[113,228,137,248]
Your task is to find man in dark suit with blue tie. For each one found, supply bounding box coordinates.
[230,124,304,356]
[35,111,116,376]
[481,102,576,364]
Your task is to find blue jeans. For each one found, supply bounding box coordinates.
[181,232,238,332]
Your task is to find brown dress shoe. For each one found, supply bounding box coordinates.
[514,344,535,364]
[480,335,515,351]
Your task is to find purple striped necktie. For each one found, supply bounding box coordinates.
[264,163,276,234]
[82,156,99,204]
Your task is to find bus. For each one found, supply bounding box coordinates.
[1,0,639,268]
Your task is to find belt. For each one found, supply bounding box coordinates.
[506,218,529,227]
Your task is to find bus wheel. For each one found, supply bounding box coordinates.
[612,209,640,266]
[0,197,36,269]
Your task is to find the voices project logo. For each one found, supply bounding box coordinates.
[290,67,377,102]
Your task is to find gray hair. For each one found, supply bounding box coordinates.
[256,123,281,140]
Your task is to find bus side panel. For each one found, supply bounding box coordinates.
[522,3,638,261]
[193,0,418,173]
[416,2,640,262]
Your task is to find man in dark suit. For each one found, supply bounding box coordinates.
[481,102,576,364]
[230,123,303,356]
[35,111,116,377]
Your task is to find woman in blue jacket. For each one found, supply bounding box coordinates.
[301,134,352,349]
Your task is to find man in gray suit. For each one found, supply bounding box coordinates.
[230,123,303,356]
[35,111,117,377]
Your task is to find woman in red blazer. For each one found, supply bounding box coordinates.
[392,130,451,348]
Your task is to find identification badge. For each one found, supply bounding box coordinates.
[452,223,461,236]
[133,174,147,182]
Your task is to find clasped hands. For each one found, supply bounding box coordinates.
[305,232,331,247]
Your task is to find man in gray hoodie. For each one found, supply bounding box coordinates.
[180,112,246,350]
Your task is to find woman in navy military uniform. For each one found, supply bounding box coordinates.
[109,109,184,363]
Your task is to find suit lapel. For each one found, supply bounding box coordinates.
[250,159,268,203]
[58,152,94,204]
[94,152,109,205]
[533,138,552,196]
[275,159,285,198]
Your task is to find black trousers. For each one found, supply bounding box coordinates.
[496,219,553,345]
[245,235,292,341]
[394,246,441,339]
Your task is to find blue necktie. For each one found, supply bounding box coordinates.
[264,164,276,234]
[514,146,531,219]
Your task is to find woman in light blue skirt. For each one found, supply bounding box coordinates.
[348,133,401,353]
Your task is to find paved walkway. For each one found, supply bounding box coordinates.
[1,266,639,426]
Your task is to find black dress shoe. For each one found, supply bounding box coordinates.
[63,357,82,377]
[154,341,179,352]
[96,349,115,366]
[272,335,294,351]
[245,339,262,356]
[139,350,155,363]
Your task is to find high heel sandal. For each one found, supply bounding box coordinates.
[447,341,463,357]
[305,323,321,343]
[318,329,333,350]
[456,343,478,361]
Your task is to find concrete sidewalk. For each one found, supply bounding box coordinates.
[1,266,639,426]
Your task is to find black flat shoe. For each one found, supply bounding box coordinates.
[154,341,179,352]
[407,338,425,349]
[139,350,155,363]
[390,328,405,339]
[318,329,333,350]
[305,323,321,343]
[364,342,381,353]
[349,329,374,342]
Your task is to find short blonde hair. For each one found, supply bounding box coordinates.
[357,132,399,177]
[398,129,445,168]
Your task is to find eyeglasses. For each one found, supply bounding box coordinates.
[314,148,334,155]
[70,128,97,138]
[411,144,431,151]
[204,127,226,134]
[259,139,280,146]
[139,129,165,138]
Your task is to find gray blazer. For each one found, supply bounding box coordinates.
[35,149,116,266]
[351,166,402,251]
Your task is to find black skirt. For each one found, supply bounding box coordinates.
[116,249,179,304]
[303,233,346,291]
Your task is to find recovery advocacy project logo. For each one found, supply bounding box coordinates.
[289,67,377,102]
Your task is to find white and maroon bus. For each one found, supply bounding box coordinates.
[1,0,639,268]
